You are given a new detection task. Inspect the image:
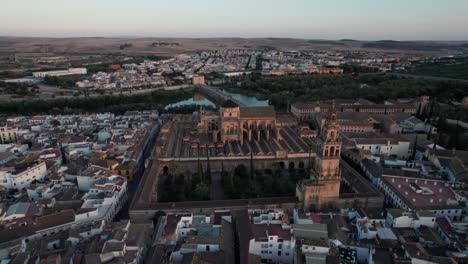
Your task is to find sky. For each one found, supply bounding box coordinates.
[1,0,468,40]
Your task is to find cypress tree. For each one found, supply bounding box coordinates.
[197,146,204,183]
[206,149,211,184]
[411,135,418,160]
[250,152,254,180]
[416,104,422,118]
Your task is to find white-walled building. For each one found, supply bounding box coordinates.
[0,161,47,190]
[342,132,411,159]
[248,223,294,264]
[379,176,463,222]
[386,209,436,228]
[80,175,127,223]
[32,68,87,78]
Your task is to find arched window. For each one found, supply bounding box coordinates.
[299,162,305,169]
[330,146,335,157]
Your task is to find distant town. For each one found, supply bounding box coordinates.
[0,48,456,97]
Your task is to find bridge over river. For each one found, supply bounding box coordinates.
[195,85,246,106]
[195,85,270,107]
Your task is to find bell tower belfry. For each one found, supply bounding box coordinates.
[313,101,341,183]
[297,101,342,209]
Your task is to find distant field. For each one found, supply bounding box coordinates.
[362,40,468,52]
[0,37,467,55]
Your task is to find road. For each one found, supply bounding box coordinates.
[115,124,161,220]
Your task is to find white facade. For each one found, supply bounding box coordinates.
[301,244,329,255]
[0,161,47,190]
[357,140,410,159]
[32,68,87,78]
[386,211,435,228]
[248,229,295,263]
[80,176,127,223]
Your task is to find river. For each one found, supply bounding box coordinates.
[165,90,269,110]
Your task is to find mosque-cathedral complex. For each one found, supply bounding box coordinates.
[151,99,383,210]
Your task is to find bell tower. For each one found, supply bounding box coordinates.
[313,101,341,183]
[297,101,342,209]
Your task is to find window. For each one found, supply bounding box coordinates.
[278,251,282,256]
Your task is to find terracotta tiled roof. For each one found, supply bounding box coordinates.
[240,106,275,119]
[250,224,291,241]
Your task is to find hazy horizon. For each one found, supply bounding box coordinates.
[1,35,468,42]
[2,0,468,41]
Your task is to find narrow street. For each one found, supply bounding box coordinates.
[115,123,161,220]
